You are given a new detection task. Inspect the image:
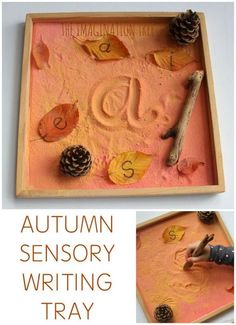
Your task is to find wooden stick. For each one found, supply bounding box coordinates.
[162,70,204,166]
[183,233,214,270]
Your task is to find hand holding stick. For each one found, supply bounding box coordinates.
[183,233,214,270]
[162,70,204,166]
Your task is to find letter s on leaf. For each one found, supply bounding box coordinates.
[108,151,152,185]
[162,225,186,243]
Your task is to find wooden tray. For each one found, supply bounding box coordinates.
[17,12,224,197]
[136,212,234,323]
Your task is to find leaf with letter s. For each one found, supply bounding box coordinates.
[74,34,130,61]
[32,37,50,69]
[108,151,152,185]
[151,47,195,71]
[162,225,186,243]
[38,101,79,142]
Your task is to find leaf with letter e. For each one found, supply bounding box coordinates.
[108,151,152,185]
[74,34,130,61]
[38,101,79,142]
[162,225,186,243]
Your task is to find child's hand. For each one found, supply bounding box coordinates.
[185,241,211,263]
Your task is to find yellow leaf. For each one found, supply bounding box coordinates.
[162,225,186,243]
[74,34,130,61]
[108,151,152,185]
[152,47,195,71]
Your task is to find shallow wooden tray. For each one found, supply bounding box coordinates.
[17,12,224,197]
[136,211,234,323]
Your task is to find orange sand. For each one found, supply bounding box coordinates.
[28,20,215,190]
[136,212,234,322]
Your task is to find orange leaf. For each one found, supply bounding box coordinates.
[74,34,130,61]
[162,225,186,243]
[226,285,234,293]
[152,47,195,71]
[136,233,141,249]
[38,101,79,142]
[32,37,50,69]
[177,158,205,175]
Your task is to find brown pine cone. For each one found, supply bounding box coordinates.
[60,145,92,177]
[154,304,173,323]
[198,211,216,224]
[170,9,200,45]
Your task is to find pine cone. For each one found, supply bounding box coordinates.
[154,304,173,323]
[170,9,200,45]
[60,145,92,177]
[198,211,216,224]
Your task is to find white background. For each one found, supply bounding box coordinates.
[136,210,234,323]
[1,209,136,324]
[2,1,234,209]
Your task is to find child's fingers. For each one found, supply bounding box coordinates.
[185,242,200,258]
[185,246,194,258]
[187,256,203,263]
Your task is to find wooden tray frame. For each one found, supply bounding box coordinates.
[16,12,225,198]
[136,211,234,323]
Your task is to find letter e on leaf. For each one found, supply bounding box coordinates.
[162,225,186,243]
[108,151,152,185]
[38,101,79,142]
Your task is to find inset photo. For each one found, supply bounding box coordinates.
[136,211,234,323]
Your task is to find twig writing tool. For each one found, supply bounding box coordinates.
[183,233,214,271]
[162,70,204,166]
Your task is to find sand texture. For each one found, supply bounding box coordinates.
[136,212,233,322]
[28,20,215,190]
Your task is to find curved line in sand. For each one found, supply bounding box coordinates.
[89,76,160,130]
[168,248,209,301]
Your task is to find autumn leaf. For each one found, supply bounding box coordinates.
[151,47,195,71]
[74,34,130,61]
[108,151,152,185]
[226,286,234,293]
[177,158,205,175]
[136,233,141,249]
[38,101,79,142]
[162,225,186,243]
[32,37,50,69]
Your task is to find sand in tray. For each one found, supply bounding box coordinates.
[28,21,215,190]
[136,212,233,322]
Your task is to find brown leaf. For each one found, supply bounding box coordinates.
[32,37,50,69]
[152,47,195,71]
[226,286,234,293]
[136,233,141,249]
[74,34,130,61]
[162,225,186,243]
[177,158,205,175]
[38,101,79,142]
[108,151,152,185]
